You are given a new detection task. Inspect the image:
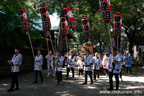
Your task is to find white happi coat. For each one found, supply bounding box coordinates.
[34,54,43,71]
[67,55,76,68]
[93,57,101,70]
[109,53,122,74]
[55,56,64,71]
[84,54,93,71]
[11,53,22,72]
[77,60,84,69]
[45,55,54,64]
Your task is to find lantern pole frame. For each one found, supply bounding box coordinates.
[27,30,35,58]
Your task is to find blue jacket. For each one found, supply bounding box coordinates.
[124,56,133,67]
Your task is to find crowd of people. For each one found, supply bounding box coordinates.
[6,47,136,92]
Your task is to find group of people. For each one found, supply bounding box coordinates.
[6,47,134,92]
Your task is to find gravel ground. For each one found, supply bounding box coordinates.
[0,66,144,96]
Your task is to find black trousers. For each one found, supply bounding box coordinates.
[109,72,119,89]
[84,71,93,83]
[94,70,99,80]
[127,67,131,74]
[66,67,74,78]
[11,72,19,89]
[104,69,109,75]
[34,70,43,82]
[120,69,122,79]
[56,71,62,84]
[78,69,83,76]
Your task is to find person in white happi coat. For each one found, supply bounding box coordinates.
[33,50,43,83]
[108,48,122,90]
[45,51,54,77]
[66,50,76,79]
[102,53,110,77]
[82,49,93,85]
[77,56,84,76]
[54,51,64,84]
[7,48,22,92]
[93,53,101,80]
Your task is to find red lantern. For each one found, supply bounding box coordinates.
[40,6,51,31]
[81,17,91,32]
[61,17,69,35]
[43,30,49,38]
[81,17,91,38]
[113,13,122,35]
[63,6,76,30]
[99,0,112,22]
[19,9,30,30]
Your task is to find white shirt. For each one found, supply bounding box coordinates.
[77,60,84,69]
[34,54,43,71]
[11,53,22,72]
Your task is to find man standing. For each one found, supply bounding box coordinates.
[33,50,43,83]
[93,53,101,80]
[66,50,76,79]
[108,48,122,90]
[45,51,54,77]
[7,48,22,92]
[55,51,64,84]
[82,49,93,85]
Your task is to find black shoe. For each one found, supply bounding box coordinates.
[89,82,93,84]
[107,88,113,91]
[56,82,59,85]
[115,88,119,90]
[7,88,13,92]
[65,77,68,80]
[13,88,19,91]
[33,81,37,84]
[41,80,43,83]
[82,82,87,85]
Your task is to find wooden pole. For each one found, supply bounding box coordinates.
[65,36,68,53]
[117,36,119,51]
[46,38,49,52]
[108,23,113,56]
[48,31,55,55]
[27,31,35,58]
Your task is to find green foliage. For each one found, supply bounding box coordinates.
[0,0,144,52]
[0,0,41,46]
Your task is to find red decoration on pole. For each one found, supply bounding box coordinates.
[19,9,30,30]
[113,13,122,35]
[81,17,91,38]
[40,6,51,31]
[99,0,112,22]
[63,6,76,30]
[61,17,69,35]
